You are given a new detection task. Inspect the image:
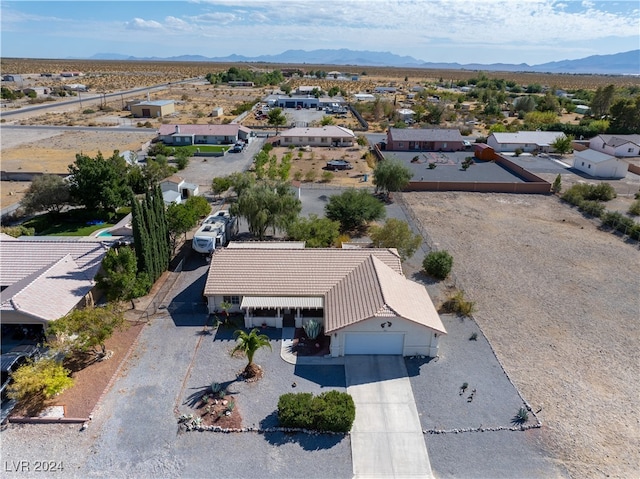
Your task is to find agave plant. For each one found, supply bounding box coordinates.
[303,319,322,340]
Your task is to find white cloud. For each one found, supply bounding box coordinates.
[125,18,163,31]
[191,12,237,24]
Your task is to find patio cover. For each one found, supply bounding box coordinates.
[240,296,323,309]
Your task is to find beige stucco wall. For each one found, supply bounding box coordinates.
[330,316,441,357]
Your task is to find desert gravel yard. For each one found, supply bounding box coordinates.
[403,191,640,479]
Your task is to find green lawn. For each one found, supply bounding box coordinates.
[174,145,230,154]
[23,210,127,236]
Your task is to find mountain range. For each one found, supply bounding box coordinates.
[89,49,640,75]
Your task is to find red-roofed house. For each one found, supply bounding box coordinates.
[204,244,446,357]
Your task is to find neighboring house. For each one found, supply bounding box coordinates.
[21,87,49,97]
[157,124,252,146]
[574,105,591,115]
[374,87,397,94]
[296,86,321,94]
[275,95,320,109]
[2,75,23,82]
[397,109,415,122]
[204,245,446,357]
[63,84,87,92]
[279,126,356,147]
[572,149,629,179]
[589,134,640,158]
[486,131,566,153]
[0,237,108,328]
[354,93,375,101]
[130,100,175,118]
[228,81,254,87]
[160,175,199,205]
[386,128,465,151]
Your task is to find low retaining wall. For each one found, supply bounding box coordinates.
[405,181,551,194]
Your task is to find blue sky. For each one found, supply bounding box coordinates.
[1,0,639,65]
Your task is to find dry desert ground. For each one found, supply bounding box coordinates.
[403,191,639,479]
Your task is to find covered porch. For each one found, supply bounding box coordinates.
[241,296,324,329]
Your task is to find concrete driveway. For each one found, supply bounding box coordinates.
[346,355,433,479]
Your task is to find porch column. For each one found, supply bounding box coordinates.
[275,307,283,329]
[244,308,252,328]
[295,308,303,328]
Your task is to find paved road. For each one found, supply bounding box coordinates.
[346,356,433,479]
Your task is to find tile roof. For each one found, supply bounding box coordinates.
[0,238,107,288]
[158,124,251,136]
[0,238,107,322]
[205,247,446,334]
[388,128,464,142]
[1,254,97,322]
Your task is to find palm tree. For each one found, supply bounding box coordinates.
[231,328,272,378]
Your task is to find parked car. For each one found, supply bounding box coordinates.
[230,144,243,153]
[326,160,353,170]
[1,345,40,400]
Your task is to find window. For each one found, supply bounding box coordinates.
[223,296,240,305]
[588,164,591,169]
[581,162,585,166]
[628,148,634,153]
[284,137,291,143]
[398,142,404,148]
[321,137,328,143]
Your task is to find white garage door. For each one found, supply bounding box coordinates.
[344,333,404,355]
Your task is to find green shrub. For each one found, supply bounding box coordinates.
[321,171,334,183]
[278,391,355,432]
[277,392,314,429]
[440,290,476,317]
[423,250,453,280]
[628,224,640,241]
[561,188,584,206]
[8,358,74,402]
[561,183,616,205]
[601,210,626,228]
[628,200,640,216]
[578,200,605,217]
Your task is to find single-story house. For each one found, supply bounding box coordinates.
[487,131,567,153]
[279,126,356,147]
[574,105,591,115]
[589,134,640,158]
[296,86,321,94]
[63,84,87,92]
[22,87,49,97]
[572,149,629,178]
[228,81,255,87]
[386,128,465,151]
[374,87,397,94]
[204,245,446,357]
[2,75,23,82]
[130,100,175,118]
[354,93,376,102]
[160,175,199,205]
[0,236,108,328]
[397,109,415,122]
[157,124,252,146]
